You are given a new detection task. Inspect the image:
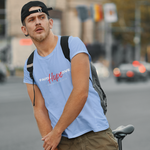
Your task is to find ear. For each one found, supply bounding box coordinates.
[21,26,29,36]
[49,18,53,29]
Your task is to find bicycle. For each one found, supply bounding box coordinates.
[112,124,135,150]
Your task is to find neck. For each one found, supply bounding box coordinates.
[32,32,58,57]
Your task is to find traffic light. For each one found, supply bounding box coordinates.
[93,4,103,22]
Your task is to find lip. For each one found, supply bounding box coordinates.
[35,27,44,33]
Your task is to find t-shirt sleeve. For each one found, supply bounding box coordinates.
[23,59,34,84]
[68,36,91,61]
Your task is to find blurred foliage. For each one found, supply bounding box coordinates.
[105,0,150,53]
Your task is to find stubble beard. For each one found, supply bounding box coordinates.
[30,28,50,43]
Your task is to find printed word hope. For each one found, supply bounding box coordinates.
[48,72,63,83]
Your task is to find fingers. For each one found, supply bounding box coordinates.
[51,146,58,150]
[42,138,50,150]
[43,142,51,150]
[42,136,48,149]
[41,135,46,141]
[43,143,56,150]
[42,141,46,149]
[45,144,50,150]
[41,131,60,150]
[42,139,55,150]
[46,145,51,150]
[42,141,57,150]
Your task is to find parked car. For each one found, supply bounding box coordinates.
[0,61,7,82]
[93,62,110,80]
[132,61,149,80]
[113,63,148,82]
[139,61,150,78]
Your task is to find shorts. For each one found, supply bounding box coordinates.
[58,128,118,150]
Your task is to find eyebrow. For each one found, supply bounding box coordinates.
[27,13,46,21]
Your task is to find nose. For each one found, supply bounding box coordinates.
[35,18,41,25]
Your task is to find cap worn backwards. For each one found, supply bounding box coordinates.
[21,1,52,24]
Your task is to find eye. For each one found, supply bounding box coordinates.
[41,16,45,19]
[28,18,34,22]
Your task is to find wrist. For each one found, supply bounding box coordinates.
[53,125,63,137]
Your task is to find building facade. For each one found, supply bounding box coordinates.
[5,0,106,67]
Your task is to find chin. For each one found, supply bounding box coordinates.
[30,30,49,42]
[31,34,46,42]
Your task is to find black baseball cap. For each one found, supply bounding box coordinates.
[21,1,52,24]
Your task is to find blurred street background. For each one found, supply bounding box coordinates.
[0,0,150,150]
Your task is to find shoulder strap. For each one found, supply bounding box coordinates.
[90,63,101,88]
[27,50,35,106]
[60,36,70,62]
[60,36,93,81]
[27,50,34,73]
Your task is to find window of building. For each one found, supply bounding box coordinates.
[0,0,5,36]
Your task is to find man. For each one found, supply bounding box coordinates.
[21,1,118,150]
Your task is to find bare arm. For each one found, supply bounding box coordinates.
[26,83,52,137]
[42,53,90,150]
[54,52,90,134]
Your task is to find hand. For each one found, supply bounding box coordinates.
[42,129,61,150]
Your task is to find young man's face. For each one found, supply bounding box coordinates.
[21,6,53,42]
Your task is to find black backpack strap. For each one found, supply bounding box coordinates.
[90,62,107,114]
[61,36,92,81]
[60,36,70,62]
[27,50,35,106]
[90,63,101,87]
[27,51,34,74]
[90,63,106,96]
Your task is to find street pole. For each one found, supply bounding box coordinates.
[103,3,117,73]
[134,1,150,61]
[134,3,141,61]
[81,21,86,42]
[76,6,88,42]
[105,22,112,72]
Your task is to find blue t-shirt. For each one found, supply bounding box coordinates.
[24,36,109,139]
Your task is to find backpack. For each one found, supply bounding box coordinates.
[27,36,107,114]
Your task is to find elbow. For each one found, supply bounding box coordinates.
[83,92,88,101]
[33,106,49,120]
[74,85,89,103]
[33,109,39,120]
[33,108,43,120]
[80,90,88,103]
